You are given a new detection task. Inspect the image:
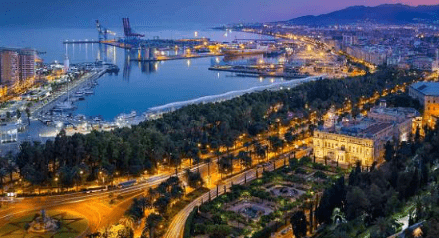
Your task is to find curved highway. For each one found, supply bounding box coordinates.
[164,157,288,238]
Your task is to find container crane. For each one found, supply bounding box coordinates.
[96,20,116,41]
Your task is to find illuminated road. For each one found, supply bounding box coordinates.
[164,156,289,238]
[0,126,308,236]
[0,167,202,233]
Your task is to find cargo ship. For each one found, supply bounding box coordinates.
[222,44,271,56]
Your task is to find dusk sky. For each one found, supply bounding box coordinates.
[1,0,439,27]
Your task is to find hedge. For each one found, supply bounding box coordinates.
[183,206,198,238]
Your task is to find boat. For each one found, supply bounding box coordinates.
[75,114,86,120]
[54,101,76,111]
[222,44,271,56]
[83,91,94,95]
[116,111,137,121]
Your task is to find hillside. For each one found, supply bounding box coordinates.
[286,4,439,25]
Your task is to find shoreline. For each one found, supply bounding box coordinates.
[145,75,323,116]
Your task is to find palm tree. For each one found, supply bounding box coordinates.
[214,150,221,173]
[25,107,31,125]
[144,213,163,238]
[0,168,7,195]
[16,109,21,120]
[205,158,211,184]
[147,187,157,204]
[5,152,15,182]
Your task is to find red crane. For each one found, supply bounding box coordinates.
[122,18,145,38]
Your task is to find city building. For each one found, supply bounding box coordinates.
[313,104,419,167]
[0,85,6,98]
[409,81,439,127]
[0,47,36,93]
[0,124,18,144]
[0,49,19,86]
[18,48,36,81]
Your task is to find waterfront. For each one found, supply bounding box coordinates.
[0,26,285,120]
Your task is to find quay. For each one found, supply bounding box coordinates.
[130,52,223,62]
[208,65,307,79]
[63,40,100,44]
[31,66,111,117]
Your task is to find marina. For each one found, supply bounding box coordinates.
[0,24,343,143]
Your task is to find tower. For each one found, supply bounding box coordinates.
[63,55,70,73]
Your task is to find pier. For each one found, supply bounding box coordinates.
[63,40,100,44]
[131,52,223,62]
[208,65,307,79]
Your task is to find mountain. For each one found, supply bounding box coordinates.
[286,4,439,25]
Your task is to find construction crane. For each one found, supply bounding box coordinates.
[96,20,116,41]
[122,18,145,38]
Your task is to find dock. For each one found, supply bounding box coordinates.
[130,53,223,62]
[208,66,307,79]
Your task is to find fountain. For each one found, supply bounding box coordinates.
[27,210,60,233]
[240,206,261,219]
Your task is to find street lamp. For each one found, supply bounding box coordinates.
[54,177,59,193]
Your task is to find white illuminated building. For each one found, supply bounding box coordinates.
[63,55,70,73]
[0,124,18,144]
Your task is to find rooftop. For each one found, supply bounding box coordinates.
[410,82,439,96]
[319,118,392,139]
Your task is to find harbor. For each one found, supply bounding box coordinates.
[0,21,365,153]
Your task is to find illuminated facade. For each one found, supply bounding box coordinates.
[313,104,418,166]
[0,48,36,91]
[0,49,19,86]
[409,82,439,127]
[18,48,36,81]
[0,124,18,144]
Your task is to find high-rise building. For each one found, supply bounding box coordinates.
[0,49,19,86]
[0,47,36,91]
[18,48,36,81]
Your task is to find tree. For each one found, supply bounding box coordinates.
[384,141,394,162]
[153,196,170,214]
[16,109,21,120]
[185,169,204,189]
[0,168,7,195]
[284,131,294,144]
[346,186,370,220]
[205,158,211,184]
[25,107,31,125]
[237,151,251,170]
[291,211,307,238]
[145,213,163,238]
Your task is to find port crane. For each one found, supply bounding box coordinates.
[122,18,145,39]
[96,20,116,41]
